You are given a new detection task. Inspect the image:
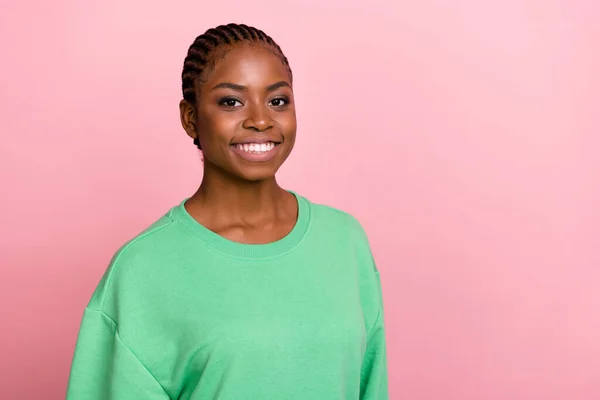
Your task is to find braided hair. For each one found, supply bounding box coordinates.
[181,23,293,149]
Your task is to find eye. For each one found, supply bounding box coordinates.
[269,97,288,107]
[219,97,243,107]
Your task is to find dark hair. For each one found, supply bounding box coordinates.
[181,23,293,149]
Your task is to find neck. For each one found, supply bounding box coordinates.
[187,165,290,223]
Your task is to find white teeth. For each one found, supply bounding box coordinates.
[235,142,276,154]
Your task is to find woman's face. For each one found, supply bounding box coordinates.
[181,44,296,182]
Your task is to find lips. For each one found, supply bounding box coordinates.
[231,137,281,145]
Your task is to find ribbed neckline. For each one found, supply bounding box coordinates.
[171,191,311,260]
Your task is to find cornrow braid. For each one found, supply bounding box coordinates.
[181,23,292,108]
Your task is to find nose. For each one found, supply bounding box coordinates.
[242,102,273,132]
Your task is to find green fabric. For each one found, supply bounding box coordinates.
[66,193,388,399]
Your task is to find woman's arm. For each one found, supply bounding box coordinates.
[359,270,389,399]
[66,308,170,400]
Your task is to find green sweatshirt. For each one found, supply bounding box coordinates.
[66,193,388,399]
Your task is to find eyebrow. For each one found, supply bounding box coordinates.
[266,81,291,92]
[210,81,291,92]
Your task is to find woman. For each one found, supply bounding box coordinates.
[66,23,388,400]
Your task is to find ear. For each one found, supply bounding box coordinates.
[179,99,198,141]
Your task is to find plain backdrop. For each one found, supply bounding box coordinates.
[1,0,599,399]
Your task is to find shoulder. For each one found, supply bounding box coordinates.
[109,212,179,267]
[87,210,180,311]
[302,195,378,274]
[302,195,371,245]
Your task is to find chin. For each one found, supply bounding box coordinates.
[229,149,291,183]
[234,166,280,182]
[203,148,291,183]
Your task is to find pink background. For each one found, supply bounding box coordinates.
[1,0,599,399]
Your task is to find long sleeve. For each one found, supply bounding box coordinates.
[360,271,389,400]
[66,308,170,400]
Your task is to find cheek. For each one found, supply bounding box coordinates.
[281,111,297,137]
[198,114,238,145]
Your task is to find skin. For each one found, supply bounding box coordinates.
[179,44,298,244]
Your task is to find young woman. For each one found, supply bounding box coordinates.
[66,23,388,400]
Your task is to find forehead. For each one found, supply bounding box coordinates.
[203,44,291,87]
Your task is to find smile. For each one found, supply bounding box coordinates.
[230,141,281,162]
[233,141,277,154]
